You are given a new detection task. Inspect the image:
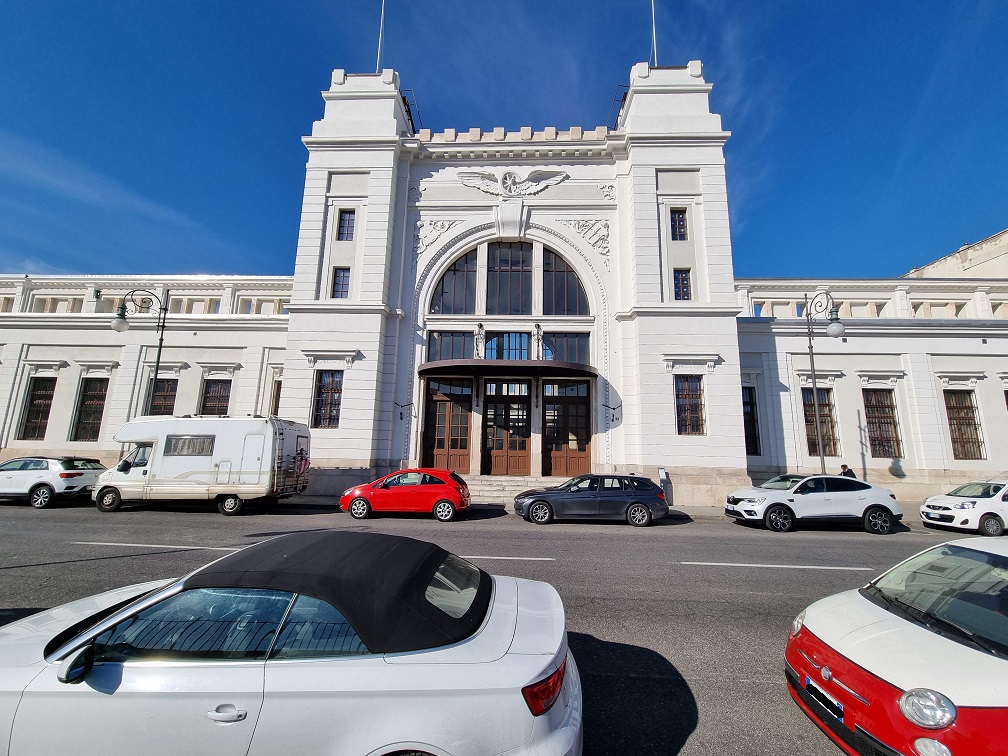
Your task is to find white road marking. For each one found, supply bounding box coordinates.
[461,555,555,561]
[680,561,874,572]
[73,541,240,552]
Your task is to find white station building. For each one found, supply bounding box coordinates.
[1,62,1006,503]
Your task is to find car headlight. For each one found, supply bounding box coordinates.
[516,497,531,505]
[742,497,766,504]
[790,610,805,637]
[899,689,956,729]
[951,501,976,510]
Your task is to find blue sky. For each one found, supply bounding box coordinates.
[2,1,1006,279]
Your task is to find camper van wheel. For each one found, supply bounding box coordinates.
[95,488,122,513]
[218,495,244,516]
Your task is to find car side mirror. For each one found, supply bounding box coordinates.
[116,459,131,473]
[57,643,95,684]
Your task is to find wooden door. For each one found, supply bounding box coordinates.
[482,381,531,475]
[422,380,472,473]
[542,381,591,476]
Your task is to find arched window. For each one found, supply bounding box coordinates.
[429,250,477,315]
[486,242,532,316]
[543,250,589,316]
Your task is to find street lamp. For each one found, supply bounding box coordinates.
[110,289,170,415]
[803,291,845,474]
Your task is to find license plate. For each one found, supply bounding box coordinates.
[924,512,939,520]
[805,676,843,721]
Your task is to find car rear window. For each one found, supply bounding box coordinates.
[60,459,106,471]
[425,554,481,619]
[449,471,467,488]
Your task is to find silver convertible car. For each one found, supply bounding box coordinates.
[0,531,583,756]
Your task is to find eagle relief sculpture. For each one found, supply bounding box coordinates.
[458,170,569,197]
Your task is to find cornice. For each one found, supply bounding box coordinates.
[0,314,290,331]
[285,303,402,318]
[615,304,742,321]
[737,317,1008,337]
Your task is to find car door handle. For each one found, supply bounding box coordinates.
[207,704,247,722]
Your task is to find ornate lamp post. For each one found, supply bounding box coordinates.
[804,291,845,474]
[110,289,169,415]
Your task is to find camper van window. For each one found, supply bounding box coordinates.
[165,435,216,457]
[123,444,151,467]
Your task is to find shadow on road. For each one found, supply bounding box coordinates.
[569,631,697,755]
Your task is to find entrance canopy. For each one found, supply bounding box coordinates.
[418,359,598,378]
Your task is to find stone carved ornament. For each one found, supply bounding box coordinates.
[458,170,569,197]
[559,220,610,270]
[598,184,615,200]
[414,220,462,258]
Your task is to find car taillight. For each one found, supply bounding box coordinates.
[522,659,566,716]
[656,491,666,501]
[59,472,84,479]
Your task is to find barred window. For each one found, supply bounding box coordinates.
[148,378,177,416]
[802,387,839,457]
[430,250,477,315]
[673,269,692,301]
[270,380,282,415]
[486,241,532,316]
[331,267,350,299]
[543,250,588,316]
[199,379,231,416]
[741,386,761,456]
[485,332,529,361]
[543,333,590,364]
[675,375,705,435]
[70,377,109,442]
[312,370,343,428]
[337,210,355,241]
[670,209,688,241]
[18,376,57,440]
[164,435,215,456]
[428,331,475,361]
[944,390,985,460]
[863,389,903,459]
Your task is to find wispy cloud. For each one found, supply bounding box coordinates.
[0,131,248,275]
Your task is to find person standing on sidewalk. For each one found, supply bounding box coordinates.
[839,464,856,478]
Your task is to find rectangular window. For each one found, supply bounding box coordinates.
[312,370,343,428]
[428,331,475,361]
[164,435,215,456]
[670,209,688,241]
[675,375,705,435]
[70,377,109,442]
[486,241,532,316]
[148,378,178,416]
[543,333,590,364]
[944,390,985,460]
[331,267,350,298]
[199,379,231,416]
[741,386,761,456]
[270,380,282,415]
[802,387,839,457]
[863,388,903,459]
[485,332,530,361]
[673,269,692,301]
[18,376,57,440]
[337,210,355,241]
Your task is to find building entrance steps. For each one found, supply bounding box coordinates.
[461,475,566,504]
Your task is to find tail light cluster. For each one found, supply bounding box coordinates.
[656,491,666,501]
[522,659,566,716]
[59,472,84,479]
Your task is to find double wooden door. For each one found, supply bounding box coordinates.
[422,379,472,474]
[542,381,591,476]
[482,381,531,475]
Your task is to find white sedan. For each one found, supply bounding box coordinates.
[725,473,902,534]
[0,531,583,756]
[920,480,1008,537]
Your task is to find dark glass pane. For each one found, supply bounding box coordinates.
[18,377,57,440]
[71,377,109,442]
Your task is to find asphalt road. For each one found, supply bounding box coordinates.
[0,497,956,755]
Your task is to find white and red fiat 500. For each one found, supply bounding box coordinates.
[786,538,1008,756]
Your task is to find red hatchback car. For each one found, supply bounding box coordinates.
[339,468,471,522]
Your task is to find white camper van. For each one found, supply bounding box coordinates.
[93,416,310,515]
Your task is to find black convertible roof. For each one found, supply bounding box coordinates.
[184,530,492,654]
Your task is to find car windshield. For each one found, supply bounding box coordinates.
[759,475,806,490]
[947,482,1004,498]
[864,544,1008,658]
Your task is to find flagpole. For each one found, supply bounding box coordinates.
[651,0,658,66]
[376,0,386,73]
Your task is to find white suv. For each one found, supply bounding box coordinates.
[725,473,902,534]
[0,457,106,509]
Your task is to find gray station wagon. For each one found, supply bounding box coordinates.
[514,474,669,527]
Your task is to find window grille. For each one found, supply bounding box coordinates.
[673,269,692,301]
[148,378,178,416]
[485,332,530,361]
[429,250,477,315]
[428,332,475,361]
[199,379,231,416]
[543,250,588,315]
[863,389,903,458]
[944,390,985,460]
[741,386,761,455]
[331,267,350,298]
[670,209,688,241]
[337,210,355,241]
[675,375,705,435]
[70,377,109,442]
[18,376,57,440]
[312,370,343,428]
[486,241,532,316]
[802,387,839,456]
[164,435,215,456]
[543,333,590,364]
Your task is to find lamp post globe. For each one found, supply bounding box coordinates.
[110,304,130,333]
[825,320,845,338]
